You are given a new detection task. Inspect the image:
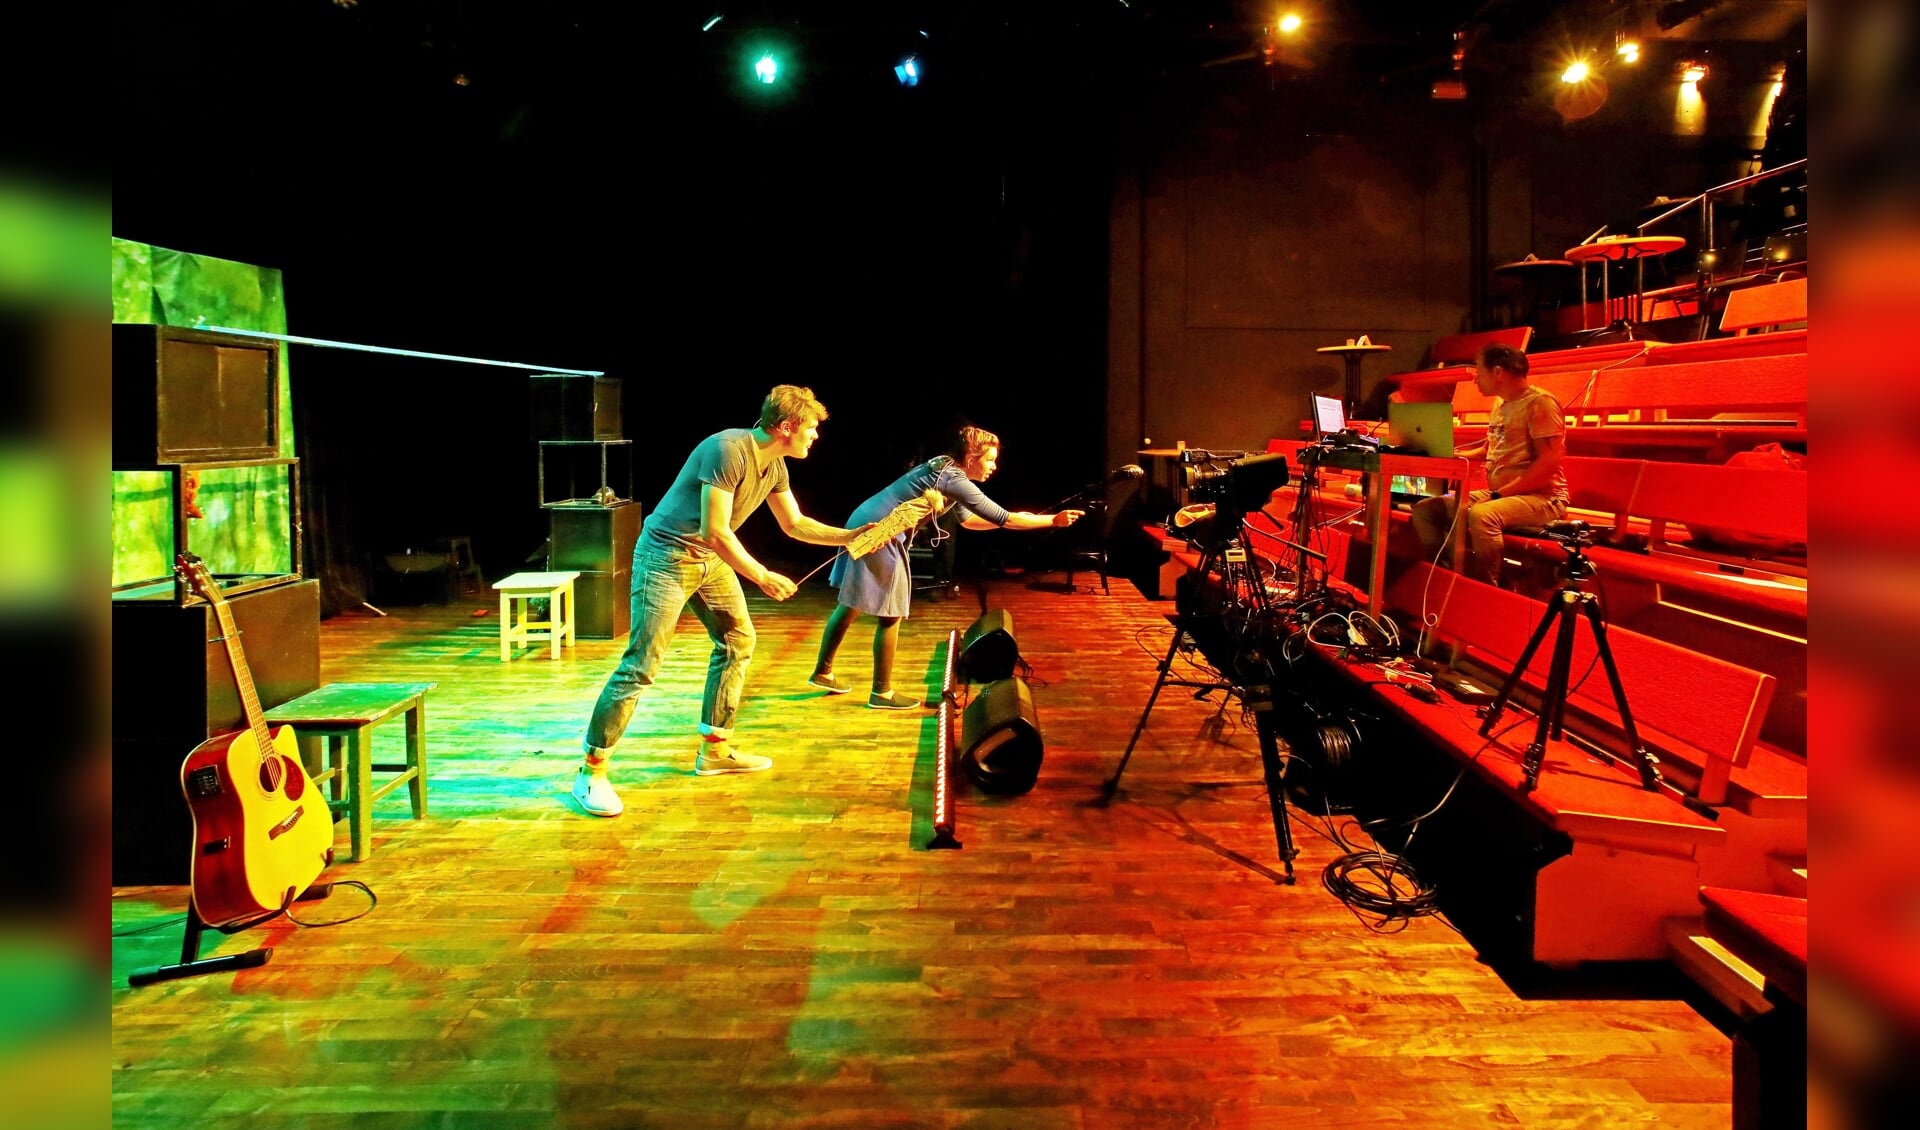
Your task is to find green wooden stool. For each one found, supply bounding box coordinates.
[265,681,436,862]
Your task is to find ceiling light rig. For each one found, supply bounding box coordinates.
[1553,48,1609,121]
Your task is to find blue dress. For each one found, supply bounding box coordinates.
[829,458,1012,618]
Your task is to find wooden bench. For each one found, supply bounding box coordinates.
[1700,886,1808,1130]
[1297,566,1733,964]
[1718,276,1807,335]
[1360,328,1533,411]
[1570,352,1807,423]
[1641,327,1805,365]
[264,681,436,862]
[1387,563,1787,810]
[1509,456,1807,632]
[1430,325,1532,366]
[1418,346,1807,462]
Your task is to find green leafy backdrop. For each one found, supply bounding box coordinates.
[111,239,296,588]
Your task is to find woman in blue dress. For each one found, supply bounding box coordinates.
[809,426,1084,709]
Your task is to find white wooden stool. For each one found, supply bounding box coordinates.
[492,570,580,661]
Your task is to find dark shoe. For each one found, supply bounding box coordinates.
[808,671,853,694]
[867,691,923,711]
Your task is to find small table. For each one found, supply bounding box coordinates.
[1316,448,1471,618]
[492,570,580,661]
[1493,256,1578,338]
[1316,340,1394,418]
[265,681,436,863]
[1565,235,1686,329]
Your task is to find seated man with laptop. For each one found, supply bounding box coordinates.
[1410,343,1567,584]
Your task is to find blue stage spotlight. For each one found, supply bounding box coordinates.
[754,53,779,84]
[894,55,921,86]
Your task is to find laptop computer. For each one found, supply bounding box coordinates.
[1386,400,1455,458]
[1310,393,1346,441]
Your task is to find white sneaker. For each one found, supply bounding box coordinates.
[694,746,773,776]
[571,765,624,817]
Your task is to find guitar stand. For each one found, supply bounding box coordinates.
[127,883,333,987]
[1104,601,1298,884]
[1477,530,1664,796]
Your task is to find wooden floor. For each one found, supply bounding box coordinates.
[111,567,1732,1128]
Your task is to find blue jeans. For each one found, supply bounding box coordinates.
[1411,489,1566,584]
[583,547,755,756]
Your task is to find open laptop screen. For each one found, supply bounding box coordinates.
[1311,394,1346,439]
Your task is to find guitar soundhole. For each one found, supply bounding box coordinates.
[259,756,287,796]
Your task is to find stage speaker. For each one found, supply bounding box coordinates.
[958,608,1018,683]
[530,374,623,441]
[960,677,1044,795]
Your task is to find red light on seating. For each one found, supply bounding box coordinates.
[1431,79,1467,101]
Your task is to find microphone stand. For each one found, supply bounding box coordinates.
[1043,468,1144,515]
[1044,471,1140,596]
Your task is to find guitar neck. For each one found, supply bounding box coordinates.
[208,589,274,755]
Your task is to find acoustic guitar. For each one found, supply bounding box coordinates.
[174,554,333,929]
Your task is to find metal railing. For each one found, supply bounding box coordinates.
[1635,158,1809,300]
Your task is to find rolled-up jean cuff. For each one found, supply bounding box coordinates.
[698,723,732,740]
[583,741,615,759]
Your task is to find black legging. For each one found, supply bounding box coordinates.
[813,604,904,696]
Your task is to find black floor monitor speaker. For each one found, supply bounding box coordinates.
[958,608,1017,683]
[960,677,1044,795]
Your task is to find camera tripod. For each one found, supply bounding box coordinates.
[1280,446,1334,601]
[1105,514,1299,883]
[1478,522,1665,795]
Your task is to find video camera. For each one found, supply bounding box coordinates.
[1539,520,1597,583]
[1180,449,1292,518]
[1541,519,1594,546]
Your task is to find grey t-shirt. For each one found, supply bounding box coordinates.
[640,428,791,557]
[1487,385,1569,504]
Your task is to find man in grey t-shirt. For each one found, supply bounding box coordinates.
[571,385,870,817]
[1412,343,1569,584]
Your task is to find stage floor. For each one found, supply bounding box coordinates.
[111,567,1730,1127]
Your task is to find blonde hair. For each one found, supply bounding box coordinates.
[948,425,1001,463]
[759,385,828,430]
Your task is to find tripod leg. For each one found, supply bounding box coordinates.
[1543,598,1581,742]
[1251,698,1299,884]
[1519,598,1581,793]
[1280,463,1313,591]
[1106,621,1187,800]
[1480,592,1564,737]
[1581,600,1666,792]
